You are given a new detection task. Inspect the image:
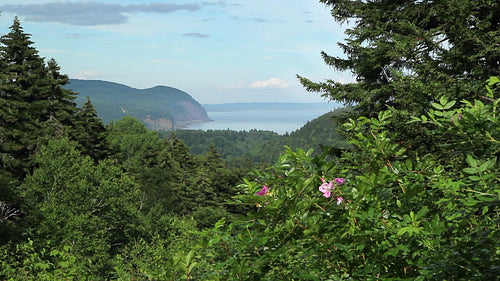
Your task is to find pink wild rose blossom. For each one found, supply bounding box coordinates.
[319,180,334,198]
[336,197,344,205]
[319,178,347,200]
[256,185,269,196]
[335,178,346,185]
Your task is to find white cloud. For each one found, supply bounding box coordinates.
[219,78,291,91]
[73,70,104,80]
[250,77,289,89]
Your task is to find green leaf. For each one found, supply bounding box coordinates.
[256,237,268,246]
[172,256,181,266]
[209,236,221,246]
[463,199,478,206]
[431,214,440,228]
[487,76,500,85]
[409,116,422,123]
[433,110,447,117]
[49,249,60,256]
[409,211,416,222]
[214,217,226,230]
[479,157,497,172]
[439,96,448,106]
[416,206,429,219]
[466,155,478,168]
[463,167,478,174]
[468,175,482,181]
[188,261,198,272]
[443,100,456,110]
[303,229,315,236]
[405,159,413,170]
[185,250,195,264]
[380,110,393,122]
[397,226,421,236]
[431,102,444,110]
[384,248,399,257]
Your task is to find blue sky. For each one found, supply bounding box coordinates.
[0,1,351,104]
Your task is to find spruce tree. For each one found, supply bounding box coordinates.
[299,0,500,117]
[298,1,499,153]
[0,17,78,178]
[72,97,108,161]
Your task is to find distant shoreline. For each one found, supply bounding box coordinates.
[202,102,339,112]
[185,102,340,135]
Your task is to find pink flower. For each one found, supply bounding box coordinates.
[336,197,344,205]
[335,178,346,185]
[256,185,269,196]
[319,181,333,198]
[322,189,331,198]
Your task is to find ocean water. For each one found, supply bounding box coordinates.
[184,103,339,135]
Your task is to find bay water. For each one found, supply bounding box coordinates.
[184,102,340,135]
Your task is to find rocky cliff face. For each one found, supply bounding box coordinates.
[175,100,211,123]
[66,79,211,130]
[143,118,174,130]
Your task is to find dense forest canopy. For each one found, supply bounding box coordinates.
[1,0,499,278]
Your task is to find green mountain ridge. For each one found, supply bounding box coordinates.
[65,79,211,130]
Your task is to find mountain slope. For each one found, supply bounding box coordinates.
[65,79,211,130]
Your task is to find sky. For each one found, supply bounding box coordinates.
[0,1,351,104]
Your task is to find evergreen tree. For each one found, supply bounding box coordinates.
[0,17,78,178]
[44,58,77,130]
[299,1,500,117]
[204,143,225,169]
[72,97,108,161]
[161,133,203,214]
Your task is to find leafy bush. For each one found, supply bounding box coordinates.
[197,78,500,280]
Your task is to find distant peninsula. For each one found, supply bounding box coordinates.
[65,79,211,130]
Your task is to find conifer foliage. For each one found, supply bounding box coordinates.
[299,0,500,117]
[0,17,78,178]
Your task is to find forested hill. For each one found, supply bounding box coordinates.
[172,106,350,166]
[65,79,211,130]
